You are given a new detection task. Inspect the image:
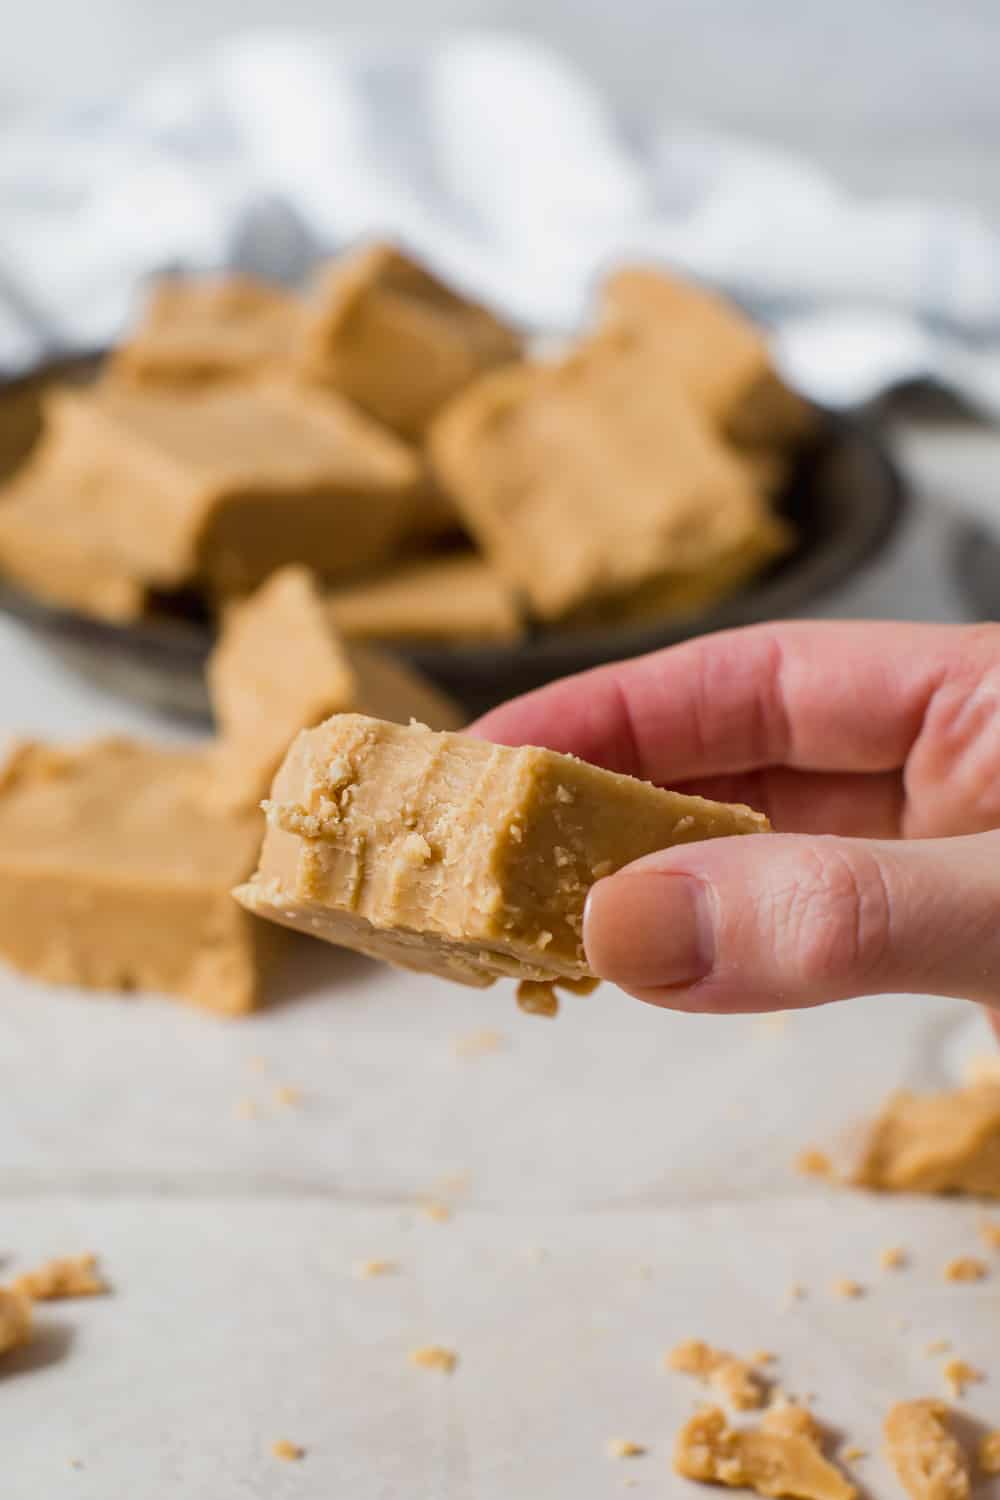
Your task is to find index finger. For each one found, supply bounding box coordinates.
[471,620,980,783]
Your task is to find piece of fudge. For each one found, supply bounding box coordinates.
[852,1082,1000,1198]
[326,552,522,644]
[601,266,815,448]
[234,715,768,989]
[109,274,301,387]
[43,380,419,594]
[208,566,463,809]
[299,243,523,440]
[0,442,147,622]
[430,329,768,619]
[0,738,273,1015]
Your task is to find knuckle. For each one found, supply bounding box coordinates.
[767,842,893,989]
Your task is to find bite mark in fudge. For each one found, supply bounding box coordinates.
[0,738,274,1015]
[430,330,770,620]
[300,242,523,440]
[234,715,768,990]
[108,274,301,387]
[42,381,419,594]
[208,566,463,809]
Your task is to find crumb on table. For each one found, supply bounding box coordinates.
[943,1257,987,1284]
[354,1259,397,1279]
[0,1286,31,1355]
[795,1149,834,1180]
[880,1246,907,1270]
[271,1439,305,1462]
[409,1345,457,1374]
[420,1201,452,1224]
[606,1439,647,1459]
[979,1432,1000,1476]
[942,1358,983,1398]
[978,1219,1000,1251]
[673,1404,855,1500]
[666,1338,768,1411]
[12,1253,107,1301]
[452,1029,505,1059]
[831,1279,864,1299]
[883,1399,971,1500]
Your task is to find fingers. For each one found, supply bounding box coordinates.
[670,768,904,839]
[474,621,1000,785]
[583,829,1000,1014]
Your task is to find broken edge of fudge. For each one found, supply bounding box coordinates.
[234,714,769,991]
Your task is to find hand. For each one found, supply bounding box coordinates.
[473,621,1000,1029]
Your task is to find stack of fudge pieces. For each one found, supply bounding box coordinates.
[0,242,814,642]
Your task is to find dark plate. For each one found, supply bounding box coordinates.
[0,356,905,721]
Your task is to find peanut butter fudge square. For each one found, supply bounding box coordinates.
[44,380,419,594]
[326,552,522,645]
[0,738,273,1015]
[601,265,815,448]
[0,441,147,622]
[300,243,523,440]
[109,274,301,387]
[430,329,769,620]
[235,715,768,989]
[209,566,463,809]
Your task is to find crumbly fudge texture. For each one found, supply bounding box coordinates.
[326,552,522,644]
[208,566,462,807]
[0,1287,32,1356]
[852,1082,1000,1197]
[673,1406,855,1500]
[42,381,418,593]
[666,1338,768,1410]
[12,1254,106,1301]
[0,738,273,1015]
[109,274,301,387]
[601,265,815,448]
[235,714,769,989]
[430,329,768,619]
[979,1432,1000,1477]
[883,1401,971,1500]
[0,442,147,621]
[300,242,523,439]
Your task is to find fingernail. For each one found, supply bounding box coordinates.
[584,873,716,991]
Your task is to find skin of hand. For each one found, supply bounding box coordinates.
[472,621,1000,1034]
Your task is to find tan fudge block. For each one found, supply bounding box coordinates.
[326,552,522,644]
[208,566,463,808]
[300,243,523,440]
[45,380,419,593]
[602,266,815,447]
[109,274,301,387]
[0,443,148,622]
[853,1082,1000,1198]
[430,330,769,619]
[0,738,271,1015]
[235,715,768,988]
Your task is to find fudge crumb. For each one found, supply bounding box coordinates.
[942,1358,983,1398]
[926,1340,952,1356]
[795,1149,834,1179]
[453,1029,505,1059]
[880,1246,907,1270]
[606,1439,646,1459]
[516,980,559,1018]
[763,1403,823,1443]
[883,1399,971,1500]
[420,1201,452,1224]
[354,1259,397,1279]
[273,1085,302,1108]
[943,1257,987,1283]
[271,1439,305,1462]
[68,1459,83,1470]
[753,1350,778,1366]
[12,1254,106,1301]
[0,1287,32,1354]
[831,1278,864,1299]
[409,1345,457,1373]
[786,1282,807,1302]
[979,1432,1000,1476]
[841,1447,868,1463]
[235,1096,257,1120]
[674,1405,855,1500]
[666,1338,768,1411]
[978,1219,1000,1251]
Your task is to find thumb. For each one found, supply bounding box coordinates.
[584,830,1000,1014]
